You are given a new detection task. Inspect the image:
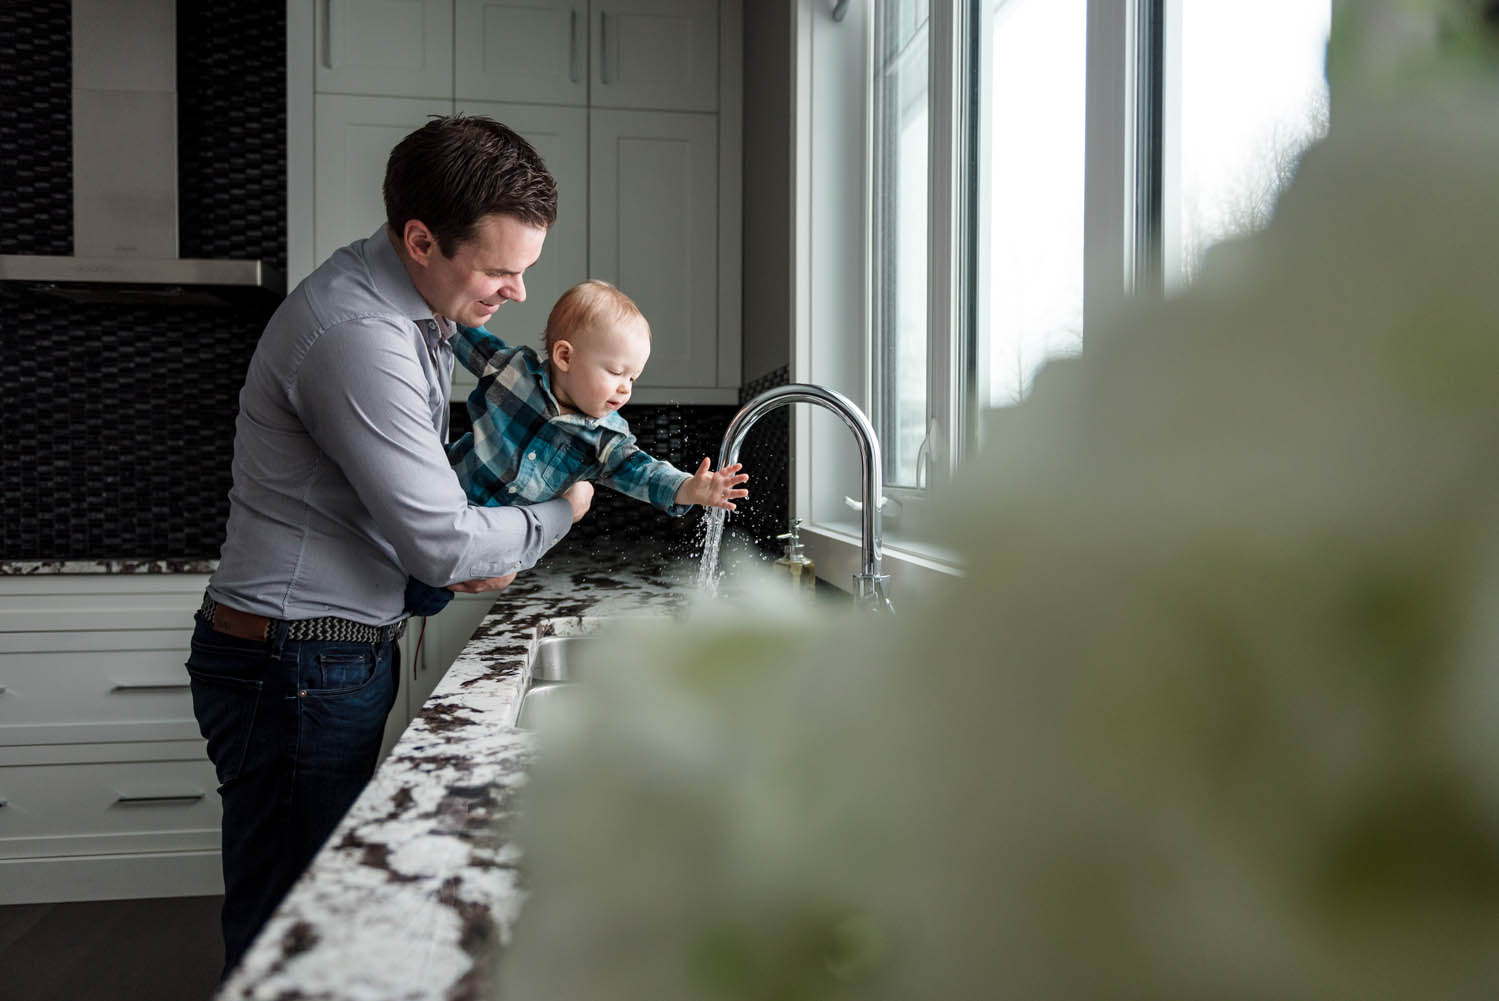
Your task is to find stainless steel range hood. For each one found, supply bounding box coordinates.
[0,0,284,308]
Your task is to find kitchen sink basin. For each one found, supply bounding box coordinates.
[513,680,585,730]
[527,634,606,683]
[513,632,608,730]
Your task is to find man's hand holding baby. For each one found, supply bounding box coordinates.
[676,459,749,511]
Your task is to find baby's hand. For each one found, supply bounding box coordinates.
[677,458,750,511]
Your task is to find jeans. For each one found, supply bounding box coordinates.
[185,615,400,978]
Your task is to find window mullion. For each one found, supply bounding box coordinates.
[925,0,966,483]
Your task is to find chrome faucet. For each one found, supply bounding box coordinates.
[718,383,893,612]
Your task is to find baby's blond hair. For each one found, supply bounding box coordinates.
[544,280,650,354]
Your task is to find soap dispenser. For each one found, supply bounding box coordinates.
[773,518,816,594]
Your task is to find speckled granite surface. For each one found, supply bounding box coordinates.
[215,549,697,1001]
[0,558,219,574]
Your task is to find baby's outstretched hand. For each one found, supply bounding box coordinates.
[677,458,750,511]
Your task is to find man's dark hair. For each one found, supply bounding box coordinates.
[383,115,558,257]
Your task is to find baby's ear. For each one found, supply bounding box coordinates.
[550,339,573,371]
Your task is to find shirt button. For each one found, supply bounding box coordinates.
[508,485,518,494]
[527,451,537,461]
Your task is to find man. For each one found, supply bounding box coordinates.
[186,116,590,976]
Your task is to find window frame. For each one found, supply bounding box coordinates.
[790,0,1155,595]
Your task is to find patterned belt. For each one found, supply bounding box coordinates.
[199,594,407,644]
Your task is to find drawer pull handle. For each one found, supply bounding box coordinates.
[110,681,191,692]
[569,8,581,84]
[115,792,205,805]
[324,0,338,69]
[600,11,611,84]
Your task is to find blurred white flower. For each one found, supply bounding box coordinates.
[494,14,1499,1001]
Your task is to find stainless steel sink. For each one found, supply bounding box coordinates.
[513,633,607,729]
[528,635,605,683]
[513,680,583,730]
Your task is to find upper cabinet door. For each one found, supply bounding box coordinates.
[314,94,453,264]
[591,0,719,112]
[455,1,589,106]
[590,108,718,388]
[315,0,453,97]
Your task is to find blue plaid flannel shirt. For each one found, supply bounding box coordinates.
[446,325,692,516]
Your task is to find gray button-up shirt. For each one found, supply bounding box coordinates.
[207,227,573,625]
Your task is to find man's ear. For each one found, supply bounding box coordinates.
[550,339,573,372]
[401,220,438,265]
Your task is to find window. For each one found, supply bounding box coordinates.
[872,0,930,487]
[978,0,1087,409]
[1160,1,1331,289]
[793,0,1332,589]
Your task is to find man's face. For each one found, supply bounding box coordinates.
[407,213,547,329]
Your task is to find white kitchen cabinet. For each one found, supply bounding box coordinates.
[455,0,717,111]
[591,0,719,112]
[0,742,221,862]
[289,0,741,403]
[315,0,454,98]
[313,93,452,266]
[455,0,588,106]
[0,573,222,903]
[0,569,504,901]
[589,107,719,387]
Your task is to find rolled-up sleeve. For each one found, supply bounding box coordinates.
[294,318,573,585]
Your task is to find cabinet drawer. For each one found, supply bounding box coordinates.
[0,743,220,860]
[0,574,209,634]
[0,634,200,746]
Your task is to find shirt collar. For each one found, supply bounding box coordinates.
[366,226,450,339]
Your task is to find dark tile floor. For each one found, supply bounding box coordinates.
[0,895,224,1001]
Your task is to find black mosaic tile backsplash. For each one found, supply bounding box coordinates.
[177,0,288,273]
[0,1,283,560]
[0,0,73,257]
[547,387,789,563]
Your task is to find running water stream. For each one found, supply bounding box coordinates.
[695,507,728,597]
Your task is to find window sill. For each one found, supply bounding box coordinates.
[799,520,965,599]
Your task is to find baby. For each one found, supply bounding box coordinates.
[405,279,749,613]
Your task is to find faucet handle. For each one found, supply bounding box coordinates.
[843,495,899,523]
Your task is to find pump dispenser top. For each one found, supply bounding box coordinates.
[774,518,816,594]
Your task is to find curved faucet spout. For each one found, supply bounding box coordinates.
[718,383,892,611]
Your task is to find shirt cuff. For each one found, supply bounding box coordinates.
[652,468,695,517]
[534,496,575,550]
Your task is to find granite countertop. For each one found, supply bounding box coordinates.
[0,557,219,574]
[215,548,697,1001]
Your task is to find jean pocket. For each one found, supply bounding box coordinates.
[186,661,264,788]
[312,646,379,695]
[297,644,396,779]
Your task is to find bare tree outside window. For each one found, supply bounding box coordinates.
[1167,1,1333,290]
[1178,90,1331,284]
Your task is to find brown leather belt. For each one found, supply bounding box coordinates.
[199,594,406,644]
